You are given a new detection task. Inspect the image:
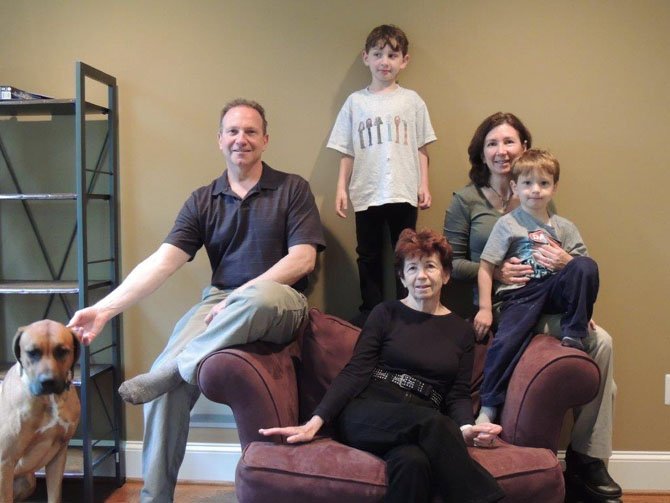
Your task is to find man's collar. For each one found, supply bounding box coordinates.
[212,162,279,196]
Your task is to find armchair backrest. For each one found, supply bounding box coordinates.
[297,309,361,425]
[298,308,487,425]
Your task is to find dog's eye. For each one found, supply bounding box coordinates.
[54,346,70,360]
[26,348,42,360]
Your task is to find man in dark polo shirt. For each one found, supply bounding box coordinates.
[68,98,326,502]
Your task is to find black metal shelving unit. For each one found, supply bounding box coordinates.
[0,62,124,501]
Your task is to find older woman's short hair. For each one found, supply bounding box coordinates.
[394,228,453,277]
[468,112,533,187]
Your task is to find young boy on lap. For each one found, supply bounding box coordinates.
[474,149,599,424]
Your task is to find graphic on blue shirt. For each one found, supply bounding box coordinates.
[518,229,562,279]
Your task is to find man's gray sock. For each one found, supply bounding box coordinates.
[118,360,183,405]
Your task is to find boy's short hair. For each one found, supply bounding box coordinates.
[219,98,268,134]
[512,148,561,183]
[365,24,409,55]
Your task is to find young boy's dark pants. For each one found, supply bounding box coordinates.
[480,256,599,408]
[354,202,417,312]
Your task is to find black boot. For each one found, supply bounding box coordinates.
[565,445,622,502]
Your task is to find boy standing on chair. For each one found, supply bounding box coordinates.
[327,24,437,326]
[473,149,599,425]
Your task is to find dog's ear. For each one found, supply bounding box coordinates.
[69,329,81,371]
[13,327,26,362]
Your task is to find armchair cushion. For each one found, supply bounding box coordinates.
[236,439,386,503]
[237,438,563,503]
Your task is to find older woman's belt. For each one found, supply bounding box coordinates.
[371,368,443,407]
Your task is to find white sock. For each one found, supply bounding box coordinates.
[476,406,498,424]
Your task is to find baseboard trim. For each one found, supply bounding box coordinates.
[123,442,670,491]
[123,441,241,483]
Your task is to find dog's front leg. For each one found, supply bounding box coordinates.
[0,461,16,502]
[44,444,68,503]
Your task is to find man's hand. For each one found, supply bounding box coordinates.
[68,306,110,346]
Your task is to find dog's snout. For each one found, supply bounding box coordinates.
[29,375,67,396]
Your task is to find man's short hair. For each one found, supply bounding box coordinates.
[365,24,409,56]
[219,98,268,134]
[512,148,561,183]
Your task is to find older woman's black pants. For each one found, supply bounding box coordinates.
[336,393,504,503]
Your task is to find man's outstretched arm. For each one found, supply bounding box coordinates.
[69,243,191,344]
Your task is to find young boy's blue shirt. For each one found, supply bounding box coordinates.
[481,207,588,295]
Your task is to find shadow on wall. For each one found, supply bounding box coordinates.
[304,54,370,320]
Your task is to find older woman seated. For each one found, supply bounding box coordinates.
[261,228,504,503]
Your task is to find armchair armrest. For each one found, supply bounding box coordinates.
[500,335,600,452]
[197,340,300,449]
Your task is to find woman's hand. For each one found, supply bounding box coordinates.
[259,416,324,444]
[462,423,502,448]
[493,257,533,285]
[532,240,573,272]
[473,308,493,341]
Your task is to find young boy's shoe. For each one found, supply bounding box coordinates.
[561,336,585,351]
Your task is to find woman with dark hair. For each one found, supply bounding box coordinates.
[443,112,621,501]
[261,228,504,503]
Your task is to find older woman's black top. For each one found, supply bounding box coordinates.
[313,300,475,426]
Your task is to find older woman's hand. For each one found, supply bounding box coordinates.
[259,415,324,444]
[462,423,502,448]
[532,240,573,272]
[493,257,533,285]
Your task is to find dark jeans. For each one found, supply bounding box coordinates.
[481,256,599,407]
[337,380,504,503]
[354,202,417,312]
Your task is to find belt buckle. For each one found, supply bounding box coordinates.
[398,374,414,391]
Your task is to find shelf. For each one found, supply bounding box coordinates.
[0,62,123,496]
[0,362,113,384]
[40,446,117,478]
[0,280,112,294]
[0,98,108,116]
[0,193,110,200]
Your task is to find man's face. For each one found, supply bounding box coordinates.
[218,106,268,170]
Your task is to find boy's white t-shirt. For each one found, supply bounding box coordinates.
[327,86,436,212]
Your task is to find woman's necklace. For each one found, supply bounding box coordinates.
[487,184,511,212]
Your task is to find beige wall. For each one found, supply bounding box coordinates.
[2,0,669,450]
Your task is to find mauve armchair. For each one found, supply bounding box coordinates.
[197,308,600,502]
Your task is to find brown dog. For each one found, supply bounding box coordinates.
[0,320,81,502]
